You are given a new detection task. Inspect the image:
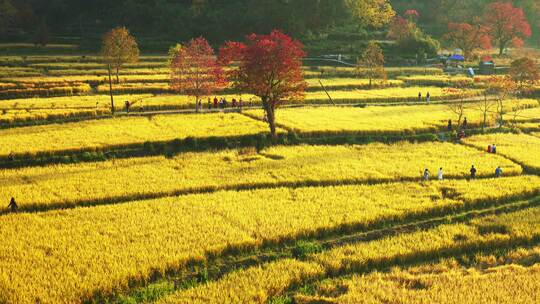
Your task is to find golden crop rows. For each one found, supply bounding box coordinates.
[0,112,272,157]
[245,100,537,136]
[159,205,540,304]
[1,176,538,303]
[296,252,540,303]
[464,133,540,171]
[0,142,522,211]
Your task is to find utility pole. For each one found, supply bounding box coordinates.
[108,64,115,114]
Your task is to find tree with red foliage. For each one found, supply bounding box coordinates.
[444,22,491,60]
[219,30,307,138]
[170,37,226,112]
[482,2,532,56]
[509,57,539,94]
[404,9,419,22]
[387,16,415,42]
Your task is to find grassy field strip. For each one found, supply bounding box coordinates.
[243,100,536,136]
[0,113,275,157]
[463,133,540,173]
[0,177,539,303]
[0,142,523,212]
[157,204,540,304]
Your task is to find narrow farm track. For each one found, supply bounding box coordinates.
[98,196,540,303]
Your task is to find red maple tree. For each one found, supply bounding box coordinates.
[444,22,491,60]
[387,16,415,42]
[404,9,420,22]
[219,30,307,137]
[509,57,539,93]
[170,37,226,111]
[482,2,532,55]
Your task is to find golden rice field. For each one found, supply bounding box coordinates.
[295,255,540,304]
[0,176,539,303]
[1,53,539,304]
[158,206,540,304]
[0,113,275,157]
[303,86,483,104]
[0,142,522,211]
[244,100,537,136]
[398,75,475,87]
[464,133,540,172]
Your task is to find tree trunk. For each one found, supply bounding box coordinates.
[108,64,115,115]
[263,98,276,139]
[482,94,487,131]
[116,66,120,83]
[498,42,505,56]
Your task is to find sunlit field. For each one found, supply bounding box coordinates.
[1,1,539,302]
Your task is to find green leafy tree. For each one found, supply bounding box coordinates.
[346,0,395,28]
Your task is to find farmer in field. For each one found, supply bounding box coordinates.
[438,168,444,180]
[495,166,502,178]
[125,100,130,113]
[447,119,452,131]
[492,144,497,154]
[423,169,430,181]
[426,92,430,104]
[470,165,477,179]
[213,97,218,108]
[462,117,468,129]
[7,197,18,212]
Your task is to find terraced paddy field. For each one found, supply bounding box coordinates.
[244,100,537,136]
[0,142,523,211]
[1,54,539,304]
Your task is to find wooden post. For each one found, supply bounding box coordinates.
[318,79,335,105]
[108,64,115,115]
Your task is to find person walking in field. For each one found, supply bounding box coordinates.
[447,119,452,131]
[423,169,430,181]
[470,165,477,179]
[438,167,444,180]
[208,98,212,110]
[214,97,218,109]
[426,92,430,104]
[462,117,468,129]
[492,144,497,154]
[125,100,130,113]
[418,92,422,101]
[488,144,492,153]
[7,197,17,212]
[495,166,502,178]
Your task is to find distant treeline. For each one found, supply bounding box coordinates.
[0,0,538,49]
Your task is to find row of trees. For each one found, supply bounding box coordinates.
[446,57,539,132]
[101,27,306,138]
[0,0,398,44]
[443,2,532,58]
